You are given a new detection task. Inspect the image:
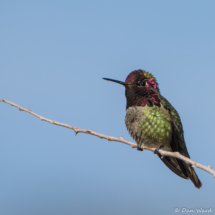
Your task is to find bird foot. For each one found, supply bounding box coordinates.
[154,144,164,156]
[137,146,143,151]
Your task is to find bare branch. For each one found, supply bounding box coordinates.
[1,99,215,178]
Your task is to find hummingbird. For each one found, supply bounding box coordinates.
[103,69,202,189]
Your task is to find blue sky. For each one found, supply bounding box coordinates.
[1,0,215,214]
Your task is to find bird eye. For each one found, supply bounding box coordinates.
[140,82,147,86]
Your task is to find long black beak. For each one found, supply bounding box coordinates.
[103,78,130,86]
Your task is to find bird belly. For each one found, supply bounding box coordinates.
[125,106,172,150]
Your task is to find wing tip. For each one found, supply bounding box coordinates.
[189,170,202,189]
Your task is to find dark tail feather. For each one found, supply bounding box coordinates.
[186,167,202,189]
[161,156,188,179]
[181,157,202,189]
[157,154,202,189]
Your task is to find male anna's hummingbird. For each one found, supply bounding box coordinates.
[103,69,202,189]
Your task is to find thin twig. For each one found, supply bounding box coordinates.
[1,99,215,178]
